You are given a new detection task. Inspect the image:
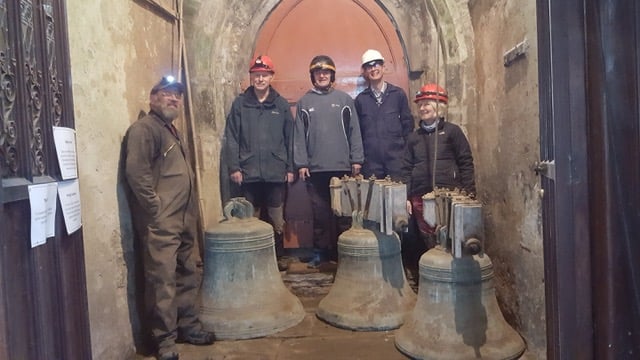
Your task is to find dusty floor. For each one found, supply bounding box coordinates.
[135,266,411,360]
[135,260,536,360]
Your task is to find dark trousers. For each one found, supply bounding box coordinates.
[242,182,286,234]
[306,171,349,251]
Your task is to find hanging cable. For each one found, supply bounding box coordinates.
[431,17,442,191]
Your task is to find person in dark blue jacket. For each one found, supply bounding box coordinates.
[355,49,414,180]
[224,55,294,266]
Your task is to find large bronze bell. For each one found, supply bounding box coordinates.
[395,248,525,359]
[200,198,305,340]
[395,189,525,359]
[318,176,415,331]
[316,215,417,331]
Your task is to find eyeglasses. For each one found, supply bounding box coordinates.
[159,90,183,100]
[363,60,383,70]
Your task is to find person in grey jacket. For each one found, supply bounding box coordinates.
[125,76,213,360]
[400,83,476,250]
[224,55,294,267]
[293,55,364,266]
[355,49,413,180]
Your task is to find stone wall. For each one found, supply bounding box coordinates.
[67,0,180,358]
[469,0,545,357]
[184,0,545,357]
[62,0,545,358]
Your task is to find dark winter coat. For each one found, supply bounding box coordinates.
[400,120,476,197]
[355,83,413,179]
[224,86,294,183]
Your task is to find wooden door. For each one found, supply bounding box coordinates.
[251,0,409,248]
[252,0,408,103]
[0,1,91,359]
[537,0,640,358]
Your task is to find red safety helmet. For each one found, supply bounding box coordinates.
[414,84,448,104]
[249,55,275,73]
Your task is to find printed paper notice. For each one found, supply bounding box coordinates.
[28,182,58,248]
[58,180,82,235]
[53,126,78,180]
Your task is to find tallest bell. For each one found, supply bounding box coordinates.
[199,198,305,340]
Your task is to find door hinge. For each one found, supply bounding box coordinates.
[534,160,555,180]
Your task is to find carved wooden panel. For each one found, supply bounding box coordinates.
[1,0,72,184]
[0,0,18,179]
[0,1,91,359]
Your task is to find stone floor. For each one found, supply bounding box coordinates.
[136,264,409,360]
[136,260,536,360]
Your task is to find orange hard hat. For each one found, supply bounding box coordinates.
[249,55,275,73]
[414,84,448,104]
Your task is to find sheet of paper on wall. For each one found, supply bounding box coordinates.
[53,126,78,180]
[58,179,82,235]
[28,182,58,248]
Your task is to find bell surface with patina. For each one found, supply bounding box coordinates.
[395,247,526,359]
[200,198,305,340]
[316,216,416,331]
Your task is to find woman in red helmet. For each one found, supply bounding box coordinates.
[400,84,476,249]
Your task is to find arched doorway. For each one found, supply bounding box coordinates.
[251,0,408,102]
[250,0,409,250]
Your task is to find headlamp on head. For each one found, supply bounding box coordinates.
[151,75,185,95]
[414,84,448,104]
[249,55,275,73]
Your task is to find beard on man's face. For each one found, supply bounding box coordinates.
[158,106,179,121]
[150,99,180,121]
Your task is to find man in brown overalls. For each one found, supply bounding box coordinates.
[125,76,214,360]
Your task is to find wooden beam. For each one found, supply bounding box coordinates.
[134,0,178,22]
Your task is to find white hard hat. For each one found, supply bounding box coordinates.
[361,49,384,66]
